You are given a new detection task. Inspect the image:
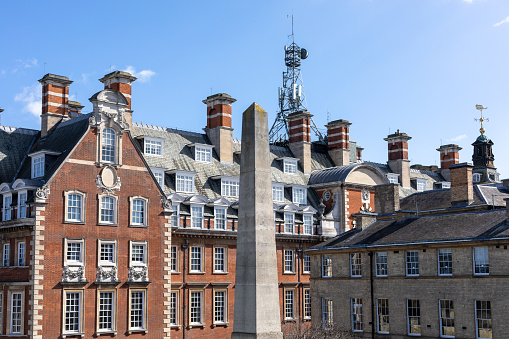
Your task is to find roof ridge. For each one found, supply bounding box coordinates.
[0,125,39,135]
[132,122,205,137]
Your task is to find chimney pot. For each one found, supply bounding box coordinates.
[384,130,411,187]
[437,144,462,170]
[38,73,73,137]
[203,93,236,163]
[287,111,312,173]
[326,119,351,166]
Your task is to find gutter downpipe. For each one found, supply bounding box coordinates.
[181,239,189,339]
[369,251,375,339]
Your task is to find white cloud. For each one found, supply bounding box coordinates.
[448,134,467,143]
[14,84,41,118]
[462,0,473,3]
[12,58,38,73]
[123,66,156,83]
[494,16,509,27]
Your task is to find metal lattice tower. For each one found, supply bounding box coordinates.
[269,16,324,144]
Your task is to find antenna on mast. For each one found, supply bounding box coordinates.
[269,15,324,144]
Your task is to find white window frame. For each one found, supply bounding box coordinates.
[351,298,363,333]
[2,193,12,221]
[170,290,179,326]
[221,178,239,198]
[98,240,117,267]
[438,248,453,276]
[439,299,455,338]
[171,204,180,227]
[3,243,10,267]
[292,186,307,205]
[31,155,44,179]
[272,183,284,202]
[284,159,298,175]
[150,168,165,187]
[322,254,332,278]
[350,253,362,277]
[284,249,294,273]
[303,253,311,274]
[376,298,390,334]
[416,178,427,192]
[284,213,295,234]
[386,173,399,184]
[191,205,204,229]
[97,290,117,333]
[406,250,419,276]
[175,172,195,194]
[63,290,83,335]
[17,241,25,267]
[17,190,27,219]
[407,299,421,336]
[130,241,147,267]
[214,207,227,230]
[98,194,118,225]
[303,214,313,235]
[9,291,23,334]
[129,289,147,331]
[64,190,86,223]
[171,246,179,273]
[473,247,489,275]
[195,145,213,163]
[144,137,163,157]
[213,289,228,325]
[214,246,227,273]
[375,252,388,277]
[189,290,204,325]
[303,288,311,319]
[190,246,203,273]
[441,182,451,189]
[130,196,148,227]
[101,128,117,164]
[473,172,482,183]
[321,298,333,329]
[475,300,492,339]
[284,288,295,320]
[64,238,85,266]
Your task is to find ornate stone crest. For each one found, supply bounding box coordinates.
[96,166,121,194]
[63,265,85,282]
[361,189,370,203]
[97,266,118,282]
[35,183,50,200]
[161,196,172,210]
[128,266,148,282]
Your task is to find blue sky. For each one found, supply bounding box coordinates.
[1,0,509,177]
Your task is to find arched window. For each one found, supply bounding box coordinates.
[101,196,115,224]
[102,128,116,163]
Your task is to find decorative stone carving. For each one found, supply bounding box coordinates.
[360,203,373,213]
[161,196,172,210]
[96,166,121,194]
[35,184,50,200]
[97,266,118,282]
[361,189,370,203]
[128,266,148,282]
[317,199,326,218]
[63,265,85,282]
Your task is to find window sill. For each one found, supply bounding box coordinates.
[283,272,296,275]
[302,272,310,275]
[189,272,205,275]
[212,322,229,328]
[96,330,117,336]
[189,323,206,328]
[283,318,297,323]
[97,223,118,227]
[127,329,148,334]
[212,272,228,275]
[171,271,181,275]
[170,325,181,329]
[129,224,148,228]
[64,221,86,225]
[61,333,85,338]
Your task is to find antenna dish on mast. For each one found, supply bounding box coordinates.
[300,49,308,59]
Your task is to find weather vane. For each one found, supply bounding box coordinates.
[475,104,489,136]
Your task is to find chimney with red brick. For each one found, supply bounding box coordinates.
[203,93,236,163]
[356,146,364,162]
[449,162,474,206]
[99,71,137,127]
[287,110,312,173]
[38,74,73,137]
[326,119,352,166]
[68,101,84,117]
[384,130,411,187]
[437,144,461,170]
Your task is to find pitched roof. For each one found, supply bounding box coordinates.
[0,126,38,184]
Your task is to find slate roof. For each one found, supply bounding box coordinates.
[0,126,38,184]
[311,209,509,250]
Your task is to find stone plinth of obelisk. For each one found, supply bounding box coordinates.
[231,103,283,339]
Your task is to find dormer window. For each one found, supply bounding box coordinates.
[221,178,239,198]
[386,173,399,184]
[150,167,166,188]
[196,146,212,163]
[415,178,427,192]
[473,173,482,183]
[272,183,284,202]
[171,170,196,194]
[32,155,44,178]
[144,137,163,157]
[101,128,116,163]
[284,159,297,174]
[292,186,307,205]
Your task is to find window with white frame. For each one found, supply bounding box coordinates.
[285,289,295,319]
[352,298,363,332]
[386,174,398,184]
[10,292,22,334]
[350,253,362,277]
[284,250,294,273]
[98,291,115,331]
[304,289,311,319]
[284,159,297,174]
[439,299,455,338]
[416,179,427,192]
[131,242,146,266]
[303,253,311,274]
[475,300,492,339]
[176,173,195,193]
[66,240,83,265]
[474,247,489,275]
[144,138,163,156]
[67,193,83,222]
[3,243,9,267]
[99,241,116,266]
[32,155,44,178]
[215,207,226,230]
[151,169,165,187]
[190,291,203,324]
[272,184,284,202]
[130,290,146,330]
[322,254,332,277]
[284,213,294,233]
[292,187,307,205]
[100,196,116,224]
[191,205,204,228]
[377,298,389,334]
[406,250,419,276]
[221,179,239,198]
[473,172,482,183]
[190,246,202,273]
[101,128,116,163]
[441,182,451,189]
[170,291,178,326]
[214,247,226,273]
[17,192,27,219]
[438,248,453,276]
[407,299,421,336]
[171,246,178,272]
[322,298,333,328]
[171,204,180,227]
[375,252,388,277]
[214,290,226,324]
[303,214,313,235]
[64,291,82,334]
[195,146,212,163]
[131,198,146,226]
[2,194,12,221]
[17,242,25,266]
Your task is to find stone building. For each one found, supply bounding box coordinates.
[308,132,509,338]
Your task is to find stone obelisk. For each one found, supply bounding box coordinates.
[231,103,283,339]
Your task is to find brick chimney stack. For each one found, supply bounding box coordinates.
[326,119,352,166]
[38,74,73,137]
[356,146,364,162]
[68,101,84,117]
[437,144,462,169]
[203,93,236,163]
[287,110,312,173]
[375,183,400,215]
[384,130,412,187]
[450,163,474,206]
[99,71,137,127]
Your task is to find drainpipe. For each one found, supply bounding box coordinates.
[181,239,189,339]
[369,251,375,339]
[296,243,303,335]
